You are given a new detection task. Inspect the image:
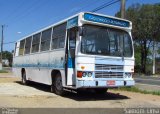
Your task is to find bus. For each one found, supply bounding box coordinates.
[13,12,135,95]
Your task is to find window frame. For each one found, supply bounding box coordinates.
[19,39,25,56]
[31,33,41,53]
[51,22,67,50]
[40,28,52,52]
[24,36,32,55]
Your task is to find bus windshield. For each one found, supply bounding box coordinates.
[81,25,133,57]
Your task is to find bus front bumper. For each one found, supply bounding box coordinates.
[76,79,135,88]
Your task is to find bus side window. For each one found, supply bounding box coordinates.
[52,23,67,49]
[25,36,32,54]
[19,39,25,55]
[32,33,40,53]
[40,28,52,51]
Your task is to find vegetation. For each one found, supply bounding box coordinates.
[114,86,160,96]
[0,70,8,73]
[0,51,13,67]
[116,3,160,74]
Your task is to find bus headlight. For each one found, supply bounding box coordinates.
[77,71,93,78]
[124,72,132,78]
[88,72,92,77]
[82,72,87,77]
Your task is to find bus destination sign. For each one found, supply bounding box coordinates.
[84,13,130,28]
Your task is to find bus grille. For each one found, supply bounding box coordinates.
[95,64,123,71]
[95,64,123,78]
[95,72,123,78]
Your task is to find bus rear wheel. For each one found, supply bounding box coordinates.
[22,71,28,85]
[53,73,65,96]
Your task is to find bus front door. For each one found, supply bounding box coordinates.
[66,28,76,86]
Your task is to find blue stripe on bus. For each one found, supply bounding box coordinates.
[68,58,75,68]
[13,64,64,69]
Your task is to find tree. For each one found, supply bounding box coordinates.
[0,51,13,67]
[116,3,160,74]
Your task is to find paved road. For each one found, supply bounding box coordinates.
[134,76,160,86]
[134,76,160,91]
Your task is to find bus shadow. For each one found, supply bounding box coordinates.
[15,81,130,101]
[15,81,51,92]
[64,91,130,101]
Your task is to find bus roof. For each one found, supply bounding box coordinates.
[17,12,132,42]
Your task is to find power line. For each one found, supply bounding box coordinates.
[3,41,16,45]
[91,0,121,12]
[6,0,45,25]
[3,0,122,46]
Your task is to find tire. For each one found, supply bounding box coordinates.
[22,71,29,85]
[53,73,65,96]
[94,88,108,94]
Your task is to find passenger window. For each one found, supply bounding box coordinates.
[40,28,52,51]
[52,23,66,49]
[19,39,25,55]
[25,36,32,54]
[32,33,40,53]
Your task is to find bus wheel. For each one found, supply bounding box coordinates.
[22,71,28,85]
[54,73,65,96]
[94,88,108,94]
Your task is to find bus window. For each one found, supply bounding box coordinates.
[69,28,76,58]
[52,23,66,49]
[32,33,40,53]
[40,28,52,51]
[19,39,25,55]
[25,36,32,54]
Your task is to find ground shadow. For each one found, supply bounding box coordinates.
[15,81,130,101]
[64,91,130,101]
[15,81,51,92]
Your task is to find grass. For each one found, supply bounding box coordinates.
[0,70,8,73]
[114,86,160,96]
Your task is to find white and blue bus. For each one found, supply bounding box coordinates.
[13,12,135,95]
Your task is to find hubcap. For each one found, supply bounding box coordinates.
[56,76,62,90]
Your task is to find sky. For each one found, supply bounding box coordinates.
[0,0,159,52]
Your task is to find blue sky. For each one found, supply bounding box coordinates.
[0,0,159,51]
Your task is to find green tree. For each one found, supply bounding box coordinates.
[0,51,13,67]
[116,3,160,74]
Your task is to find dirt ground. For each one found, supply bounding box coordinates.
[0,73,160,108]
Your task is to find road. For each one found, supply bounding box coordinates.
[0,73,160,109]
[134,76,160,91]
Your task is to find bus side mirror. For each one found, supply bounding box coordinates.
[78,26,84,36]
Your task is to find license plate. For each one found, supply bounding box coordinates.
[107,80,115,86]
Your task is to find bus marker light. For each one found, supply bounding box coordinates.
[77,71,82,78]
[81,66,85,70]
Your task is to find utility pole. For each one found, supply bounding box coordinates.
[152,38,156,75]
[120,0,126,19]
[0,25,4,70]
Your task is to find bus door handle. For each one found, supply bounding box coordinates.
[61,57,63,61]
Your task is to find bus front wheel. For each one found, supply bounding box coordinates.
[53,73,65,96]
